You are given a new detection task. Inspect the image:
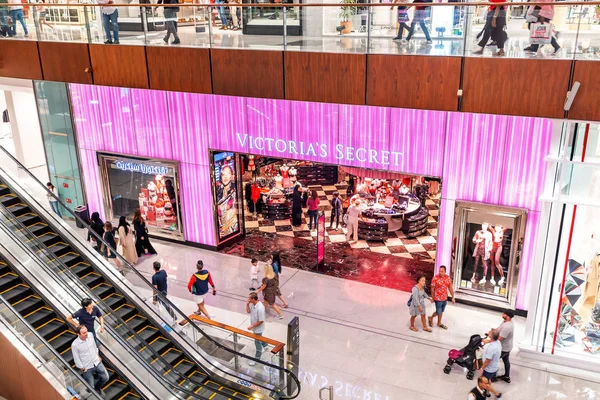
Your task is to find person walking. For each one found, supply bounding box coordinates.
[406,0,432,45]
[72,325,109,397]
[256,264,284,320]
[246,292,266,366]
[216,0,228,29]
[329,191,342,230]
[307,190,320,231]
[480,328,503,398]
[345,199,361,242]
[409,275,433,332]
[8,0,28,37]
[67,298,104,345]
[269,251,289,308]
[118,216,138,266]
[229,0,240,30]
[187,260,216,320]
[152,261,176,321]
[133,209,157,257]
[523,0,560,55]
[158,0,180,44]
[249,258,260,291]
[473,0,507,56]
[98,0,119,44]
[493,309,515,383]
[468,376,491,400]
[391,0,411,42]
[46,182,61,218]
[35,0,54,34]
[291,184,303,227]
[102,221,123,274]
[428,265,455,330]
[87,212,105,253]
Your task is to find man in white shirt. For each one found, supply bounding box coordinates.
[8,0,28,37]
[97,0,119,44]
[72,325,109,396]
[345,199,361,242]
[246,292,266,366]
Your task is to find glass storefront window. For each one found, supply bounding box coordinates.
[99,154,183,241]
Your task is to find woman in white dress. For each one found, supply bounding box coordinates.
[118,216,138,266]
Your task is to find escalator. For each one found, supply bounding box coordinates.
[0,179,258,400]
[0,254,142,400]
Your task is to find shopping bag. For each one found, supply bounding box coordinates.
[398,9,409,23]
[530,22,552,45]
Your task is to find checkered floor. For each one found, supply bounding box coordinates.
[244,184,439,261]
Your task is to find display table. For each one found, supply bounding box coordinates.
[358,219,388,242]
[401,207,429,238]
[295,165,338,186]
[263,201,292,220]
[361,201,421,232]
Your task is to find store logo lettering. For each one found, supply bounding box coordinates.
[115,161,168,175]
[235,133,403,166]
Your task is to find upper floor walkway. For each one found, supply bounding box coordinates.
[1,2,600,121]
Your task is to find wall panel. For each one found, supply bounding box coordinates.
[89,44,149,88]
[147,47,212,94]
[367,55,460,111]
[569,60,600,122]
[38,42,92,84]
[284,52,366,105]
[462,58,570,118]
[0,40,42,80]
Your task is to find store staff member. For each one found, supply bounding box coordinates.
[345,199,361,243]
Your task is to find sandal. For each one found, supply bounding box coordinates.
[281,304,289,309]
[423,328,432,333]
[428,317,433,327]
[409,326,418,332]
[439,324,448,330]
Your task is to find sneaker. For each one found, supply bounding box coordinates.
[523,45,535,53]
[498,277,505,286]
[502,376,511,383]
[490,278,496,286]
[392,36,401,41]
[172,38,180,45]
[163,36,169,44]
[551,47,561,56]
[277,315,284,320]
[113,40,120,44]
[479,278,487,285]
[249,287,256,291]
[104,40,113,44]
[425,40,433,45]
[248,360,256,366]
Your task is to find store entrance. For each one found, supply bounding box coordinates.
[219,153,442,292]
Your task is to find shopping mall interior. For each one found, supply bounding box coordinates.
[1,2,600,399]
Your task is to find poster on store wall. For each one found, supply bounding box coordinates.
[317,212,325,270]
[212,151,242,243]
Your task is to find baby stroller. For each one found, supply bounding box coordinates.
[443,334,484,380]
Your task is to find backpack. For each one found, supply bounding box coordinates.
[407,285,417,306]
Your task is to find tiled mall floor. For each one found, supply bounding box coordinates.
[121,240,600,400]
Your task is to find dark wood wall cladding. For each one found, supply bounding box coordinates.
[367,55,461,111]
[89,44,149,89]
[211,49,284,99]
[147,47,212,94]
[0,40,42,80]
[569,61,600,122]
[462,57,570,119]
[0,333,63,400]
[284,52,367,105]
[38,42,93,84]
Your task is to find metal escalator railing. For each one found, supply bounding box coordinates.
[0,295,104,400]
[0,145,301,399]
[0,204,237,400]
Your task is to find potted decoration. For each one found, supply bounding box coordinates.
[339,0,357,34]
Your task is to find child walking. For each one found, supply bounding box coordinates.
[249,258,259,291]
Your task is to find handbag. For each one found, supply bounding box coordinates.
[398,9,409,23]
[530,22,552,45]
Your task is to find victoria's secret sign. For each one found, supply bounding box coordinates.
[236,133,404,167]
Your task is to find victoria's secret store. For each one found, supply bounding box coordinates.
[70,84,551,312]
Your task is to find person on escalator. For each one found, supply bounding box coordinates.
[67,298,105,345]
[72,325,109,396]
[46,182,61,218]
[87,212,105,253]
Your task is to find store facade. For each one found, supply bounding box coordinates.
[69,83,551,312]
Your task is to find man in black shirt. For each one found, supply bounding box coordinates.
[152,261,176,322]
[67,298,104,344]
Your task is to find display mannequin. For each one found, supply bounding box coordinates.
[490,225,507,286]
[289,166,297,183]
[400,184,410,195]
[248,155,256,171]
[147,181,158,202]
[471,222,493,284]
[280,164,291,188]
[274,174,283,189]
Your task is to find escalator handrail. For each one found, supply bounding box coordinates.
[0,294,104,400]
[0,145,301,399]
[0,205,215,400]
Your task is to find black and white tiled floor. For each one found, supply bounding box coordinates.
[244,184,439,261]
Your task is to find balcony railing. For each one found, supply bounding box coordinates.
[0,1,599,60]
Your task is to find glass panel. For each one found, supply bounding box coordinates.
[36,5,90,43]
[145,4,210,47]
[0,5,35,39]
[560,163,600,199]
[90,5,146,45]
[570,123,600,163]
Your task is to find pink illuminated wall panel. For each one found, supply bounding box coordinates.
[167,92,210,167]
[131,89,173,160]
[290,101,339,165]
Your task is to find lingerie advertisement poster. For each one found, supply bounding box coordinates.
[451,202,527,309]
[212,151,242,243]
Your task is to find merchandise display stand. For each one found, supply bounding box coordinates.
[358,219,388,242]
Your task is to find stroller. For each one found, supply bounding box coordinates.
[443,334,484,380]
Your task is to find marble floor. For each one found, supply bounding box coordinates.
[120,239,600,400]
